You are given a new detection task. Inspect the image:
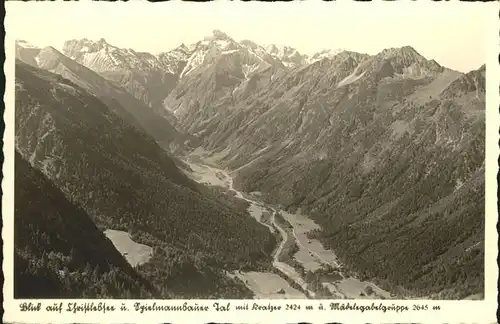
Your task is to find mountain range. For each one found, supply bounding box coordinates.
[14,30,485,299]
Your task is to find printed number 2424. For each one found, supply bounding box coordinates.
[286,304,301,310]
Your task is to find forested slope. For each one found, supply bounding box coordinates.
[14,61,276,298]
[14,151,155,298]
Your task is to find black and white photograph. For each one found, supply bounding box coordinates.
[3,1,498,323]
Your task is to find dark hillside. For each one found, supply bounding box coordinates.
[14,151,155,298]
[14,61,276,298]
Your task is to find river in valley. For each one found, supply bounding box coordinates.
[183,152,392,300]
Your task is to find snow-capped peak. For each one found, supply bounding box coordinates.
[177,43,189,52]
[266,44,298,57]
[309,48,345,62]
[198,30,239,51]
[157,44,194,74]
[211,29,232,41]
[264,44,308,68]
[62,38,169,74]
[177,30,244,78]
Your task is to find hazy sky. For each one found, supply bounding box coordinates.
[6,1,496,72]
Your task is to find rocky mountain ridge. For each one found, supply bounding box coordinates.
[15,41,184,147]
[58,31,346,117]
[63,38,183,114]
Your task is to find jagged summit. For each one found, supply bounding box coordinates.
[60,37,187,111]
[377,45,442,67]
[16,40,44,68]
[310,48,345,62]
[266,44,299,55]
[240,39,259,49]
[203,29,233,42]
[265,44,308,68]
[212,29,232,40]
[15,43,71,70]
[196,30,240,53]
[33,46,86,72]
[400,45,418,53]
[372,45,444,79]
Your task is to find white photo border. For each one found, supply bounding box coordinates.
[2,1,499,323]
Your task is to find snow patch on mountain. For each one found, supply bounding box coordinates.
[180,49,207,78]
[337,64,366,88]
[157,45,192,74]
[222,49,239,55]
[242,64,259,79]
[34,55,41,67]
[63,38,170,73]
[215,40,230,50]
[310,48,345,62]
[265,44,308,68]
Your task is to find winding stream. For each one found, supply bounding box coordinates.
[184,155,392,299]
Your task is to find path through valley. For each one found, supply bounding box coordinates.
[183,152,392,300]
